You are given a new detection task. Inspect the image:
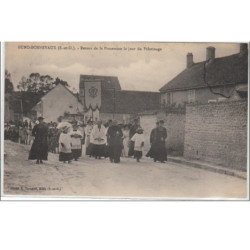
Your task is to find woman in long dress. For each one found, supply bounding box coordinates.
[122,125,130,157]
[59,126,72,163]
[90,120,107,159]
[146,120,167,163]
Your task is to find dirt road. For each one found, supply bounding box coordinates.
[3,141,247,199]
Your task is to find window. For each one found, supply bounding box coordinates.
[188,89,196,103]
[166,92,173,105]
[161,98,166,108]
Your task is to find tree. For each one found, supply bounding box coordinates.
[17,73,69,94]
[5,70,14,93]
[53,77,69,87]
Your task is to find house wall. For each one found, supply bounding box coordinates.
[172,90,188,105]
[99,113,132,124]
[39,84,84,123]
[140,115,157,153]
[184,100,247,170]
[139,112,185,156]
[161,85,243,106]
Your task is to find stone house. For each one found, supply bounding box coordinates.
[32,84,84,123]
[159,43,248,107]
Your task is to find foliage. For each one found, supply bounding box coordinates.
[17,73,69,94]
[5,70,14,93]
[53,77,69,87]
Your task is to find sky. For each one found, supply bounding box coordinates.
[5,42,240,92]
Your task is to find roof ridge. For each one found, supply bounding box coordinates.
[159,51,247,92]
[103,89,160,94]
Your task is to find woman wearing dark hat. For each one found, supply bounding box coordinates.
[146,120,167,163]
[28,116,49,164]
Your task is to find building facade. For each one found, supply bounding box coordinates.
[160,44,248,106]
[32,84,84,123]
[79,74,160,123]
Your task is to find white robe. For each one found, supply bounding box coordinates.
[131,133,145,152]
[122,129,130,156]
[59,132,72,153]
[70,130,83,150]
[91,125,106,145]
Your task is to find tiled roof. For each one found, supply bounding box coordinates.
[100,90,160,114]
[80,75,121,91]
[10,84,79,114]
[159,51,248,92]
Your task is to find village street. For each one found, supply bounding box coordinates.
[3,141,247,199]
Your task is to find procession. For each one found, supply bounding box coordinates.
[3,42,247,198]
[5,117,168,165]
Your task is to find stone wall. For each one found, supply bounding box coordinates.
[140,115,157,153]
[156,112,186,156]
[139,111,185,156]
[165,113,186,156]
[184,100,247,170]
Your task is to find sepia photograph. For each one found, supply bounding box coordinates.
[2,42,248,199]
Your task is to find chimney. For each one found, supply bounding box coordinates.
[240,43,248,55]
[206,46,215,61]
[186,53,194,68]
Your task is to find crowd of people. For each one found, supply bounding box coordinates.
[4,120,33,144]
[5,116,168,165]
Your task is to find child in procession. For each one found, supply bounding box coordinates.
[131,127,145,162]
[59,126,73,163]
[70,124,83,161]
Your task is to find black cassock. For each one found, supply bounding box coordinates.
[146,126,167,162]
[28,122,49,160]
[107,125,123,163]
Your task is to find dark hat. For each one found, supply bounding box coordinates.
[159,120,164,124]
[38,116,44,121]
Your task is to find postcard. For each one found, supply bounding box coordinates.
[2,42,248,199]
